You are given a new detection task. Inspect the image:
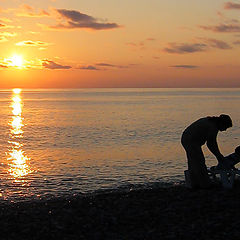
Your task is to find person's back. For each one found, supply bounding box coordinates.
[182,117,218,146]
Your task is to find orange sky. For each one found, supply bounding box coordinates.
[0,0,239,88]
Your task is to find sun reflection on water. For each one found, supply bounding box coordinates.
[6,88,33,181]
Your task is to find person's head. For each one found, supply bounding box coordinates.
[217,114,232,131]
[235,146,240,155]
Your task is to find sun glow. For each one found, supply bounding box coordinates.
[8,54,24,68]
[13,88,22,94]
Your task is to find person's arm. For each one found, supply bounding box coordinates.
[206,135,224,163]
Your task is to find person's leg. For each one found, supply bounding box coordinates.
[185,151,199,188]
[186,145,211,189]
[181,136,198,188]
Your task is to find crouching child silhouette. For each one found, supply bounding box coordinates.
[211,146,240,171]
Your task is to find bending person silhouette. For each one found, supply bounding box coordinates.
[181,114,232,189]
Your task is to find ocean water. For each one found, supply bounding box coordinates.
[0,88,240,201]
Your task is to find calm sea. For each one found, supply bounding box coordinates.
[0,88,240,201]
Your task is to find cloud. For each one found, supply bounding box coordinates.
[0,64,7,68]
[28,31,41,35]
[164,39,232,54]
[96,62,128,68]
[200,23,240,32]
[126,41,145,47]
[0,32,17,37]
[126,41,145,51]
[224,2,240,9]
[42,60,72,69]
[0,17,12,23]
[16,4,50,17]
[16,40,51,47]
[96,63,116,67]
[146,38,156,41]
[204,38,232,49]
[0,36,7,42]
[170,65,199,69]
[0,32,17,42]
[76,62,131,70]
[217,11,225,18]
[47,8,120,30]
[0,23,14,29]
[233,40,240,45]
[163,43,207,54]
[77,65,100,70]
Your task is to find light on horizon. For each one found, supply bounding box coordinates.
[13,88,22,94]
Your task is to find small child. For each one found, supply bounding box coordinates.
[213,146,240,170]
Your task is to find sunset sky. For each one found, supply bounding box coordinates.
[0,0,239,88]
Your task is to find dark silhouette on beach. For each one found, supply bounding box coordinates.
[212,145,240,171]
[181,114,232,189]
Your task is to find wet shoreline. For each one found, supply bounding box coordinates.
[1,182,240,239]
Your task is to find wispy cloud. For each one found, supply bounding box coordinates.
[233,40,240,45]
[0,64,7,68]
[163,43,207,54]
[224,2,240,9]
[16,4,50,17]
[170,65,199,69]
[0,36,7,42]
[76,62,130,70]
[126,42,144,47]
[146,38,156,41]
[96,62,128,69]
[0,32,17,37]
[126,38,156,50]
[199,2,240,33]
[203,38,232,49]
[42,60,72,69]
[77,65,100,70]
[200,23,240,32]
[0,31,16,42]
[16,40,51,47]
[96,63,116,67]
[164,38,233,54]
[28,31,41,35]
[0,17,12,23]
[46,9,120,30]
[0,23,15,29]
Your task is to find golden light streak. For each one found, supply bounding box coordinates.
[6,89,33,180]
[11,96,22,116]
[7,149,31,178]
[10,116,23,135]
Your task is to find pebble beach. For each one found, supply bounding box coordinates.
[1,182,240,240]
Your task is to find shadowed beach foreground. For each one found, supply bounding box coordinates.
[1,183,240,240]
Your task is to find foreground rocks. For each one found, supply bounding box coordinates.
[1,183,240,239]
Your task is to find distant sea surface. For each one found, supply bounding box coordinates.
[0,88,240,201]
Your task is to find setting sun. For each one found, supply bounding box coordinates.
[9,55,24,68]
[13,88,22,94]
